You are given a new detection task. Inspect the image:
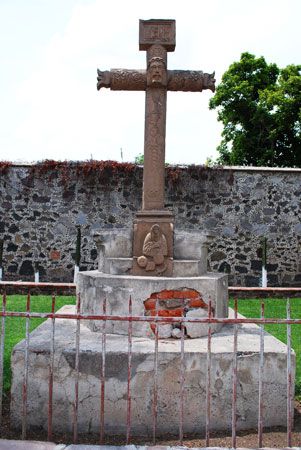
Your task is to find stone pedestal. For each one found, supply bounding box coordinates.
[11,305,295,436]
[78,271,228,338]
[9,227,296,437]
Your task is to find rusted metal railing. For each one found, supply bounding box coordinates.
[0,281,299,448]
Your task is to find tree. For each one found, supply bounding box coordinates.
[209,52,301,167]
[134,153,144,164]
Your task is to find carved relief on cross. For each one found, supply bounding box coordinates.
[97,19,215,276]
[97,19,215,212]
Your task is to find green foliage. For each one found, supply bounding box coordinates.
[134,153,144,164]
[209,53,301,167]
[204,156,216,168]
[133,153,174,167]
[229,297,301,400]
[0,295,76,392]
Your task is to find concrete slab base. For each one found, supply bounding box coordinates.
[10,306,295,437]
[2,444,300,450]
[0,440,62,449]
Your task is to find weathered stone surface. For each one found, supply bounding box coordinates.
[77,271,228,337]
[171,327,182,338]
[174,231,213,260]
[64,446,104,450]
[133,213,174,277]
[1,165,301,285]
[0,440,59,449]
[19,260,34,276]
[66,447,301,450]
[63,446,301,450]
[1,442,300,450]
[98,229,133,258]
[156,323,173,338]
[106,258,206,277]
[144,288,210,338]
[185,308,208,338]
[98,19,215,278]
[211,250,226,261]
[11,306,295,436]
[104,257,133,275]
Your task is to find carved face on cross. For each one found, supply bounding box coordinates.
[147,57,167,87]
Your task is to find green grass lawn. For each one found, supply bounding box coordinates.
[0,294,76,393]
[0,295,300,400]
[229,297,301,399]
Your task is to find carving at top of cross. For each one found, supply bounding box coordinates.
[97,19,215,212]
[97,19,215,276]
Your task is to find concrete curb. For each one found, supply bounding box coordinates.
[1,442,301,450]
[0,440,65,449]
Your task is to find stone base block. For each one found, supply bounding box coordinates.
[105,258,203,277]
[11,306,295,437]
[77,271,228,337]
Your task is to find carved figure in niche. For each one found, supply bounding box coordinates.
[137,224,168,274]
[147,57,167,87]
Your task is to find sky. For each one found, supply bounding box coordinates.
[0,0,300,165]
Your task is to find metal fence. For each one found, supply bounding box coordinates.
[0,281,300,448]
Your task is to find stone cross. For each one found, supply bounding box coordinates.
[97,19,215,276]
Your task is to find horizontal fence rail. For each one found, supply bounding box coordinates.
[0,281,299,448]
[1,281,301,294]
[1,310,301,325]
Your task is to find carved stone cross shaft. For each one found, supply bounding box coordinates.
[97,19,215,276]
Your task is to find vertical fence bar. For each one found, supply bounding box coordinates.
[47,293,56,441]
[179,315,185,445]
[205,299,212,447]
[126,296,132,445]
[0,291,7,427]
[152,299,159,445]
[231,297,238,449]
[100,297,107,445]
[258,299,265,448]
[73,293,81,444]
[22,290,31,439]
[286,298,292,448]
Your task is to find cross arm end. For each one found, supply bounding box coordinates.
[97,69,111,90]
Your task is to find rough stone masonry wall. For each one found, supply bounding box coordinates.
[0,164,300,286]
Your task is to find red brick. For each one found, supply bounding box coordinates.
[168,307,184,317]
[144,298,157,310]
[149,289,201,302]
[149,308,185,317]
[189,298,207,308]
[155,290,174,300]
[158,309,168,317]
[173,289,200,299]
[158,310,170,317]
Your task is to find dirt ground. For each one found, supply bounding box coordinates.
[2,394,301,448]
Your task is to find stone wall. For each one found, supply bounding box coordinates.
[0,163,300,286]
